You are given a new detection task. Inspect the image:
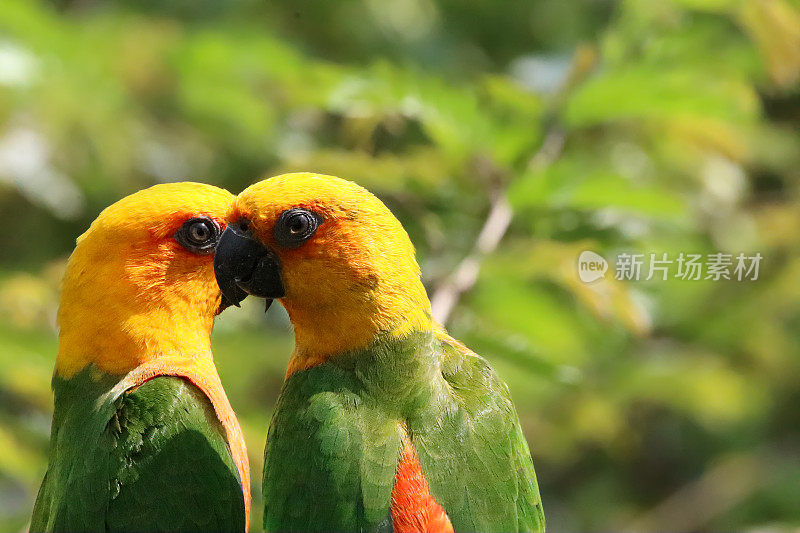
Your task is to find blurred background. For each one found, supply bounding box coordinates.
[1,0,799,531]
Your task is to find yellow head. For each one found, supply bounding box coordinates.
[214,173,432,372]
[56,182,235,378]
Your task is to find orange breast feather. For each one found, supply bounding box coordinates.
[391,445,454,533]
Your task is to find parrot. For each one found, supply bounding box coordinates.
[31,183,250,533]
[213,172,545,533]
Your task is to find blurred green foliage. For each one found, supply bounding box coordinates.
[1,0,799,531]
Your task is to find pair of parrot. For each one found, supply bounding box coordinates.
[31,173,545,533]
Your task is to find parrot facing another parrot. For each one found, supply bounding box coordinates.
[31,183,250,533]
[214,172,546,532]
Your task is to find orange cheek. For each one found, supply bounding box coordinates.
[130,241,219,300]
[279,254,333,302]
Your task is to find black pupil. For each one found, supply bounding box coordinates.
[289,215,308,234]
[274,208,319,248]
[189,222,211,242]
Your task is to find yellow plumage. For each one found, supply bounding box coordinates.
[56,182,234,378]
[234,172,432,375]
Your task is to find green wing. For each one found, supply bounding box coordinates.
[31,371,245,533]
[261,330,544,533]
[410,337,545,533]
[261,363,401,533]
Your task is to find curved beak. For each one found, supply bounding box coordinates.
[214,225,285,309]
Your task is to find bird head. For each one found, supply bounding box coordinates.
[56,182,235,378]
[214,173,432,371]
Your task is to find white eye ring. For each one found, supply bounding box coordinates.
[275,208,321,248]
[175,216,220,254]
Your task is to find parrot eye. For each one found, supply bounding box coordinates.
[274,208,321,248]
[175,216,220,255]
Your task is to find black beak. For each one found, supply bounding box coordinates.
[214,224,285,309]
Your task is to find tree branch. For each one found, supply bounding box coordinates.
[623,451,773,532]
[430,128,565,324]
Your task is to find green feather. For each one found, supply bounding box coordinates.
[262,330,545,533]
[31,369,245,533]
